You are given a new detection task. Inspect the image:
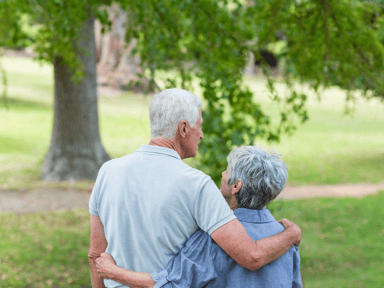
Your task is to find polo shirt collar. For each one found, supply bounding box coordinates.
[137,145,181,160]
[234,208,276,223]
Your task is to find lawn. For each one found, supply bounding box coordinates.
[1,192,383,287]
[1,56,383,189]
[243,76,384,185]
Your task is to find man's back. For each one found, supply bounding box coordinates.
[89,145,235,287]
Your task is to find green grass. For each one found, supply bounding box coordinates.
[269,191,384,287]
[0,56,383,189]
[1,192,383,287]
[0,209,91,288]
[244,76,384,185]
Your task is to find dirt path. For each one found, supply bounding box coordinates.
[0,188,91,214]
[276,182,384,200]
[1,183,384,214]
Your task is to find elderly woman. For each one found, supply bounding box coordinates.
[96,146,302,287]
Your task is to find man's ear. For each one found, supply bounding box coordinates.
[178,120,188,138]
[232,179,242,195]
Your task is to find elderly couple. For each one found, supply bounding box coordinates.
[88,88,302,288]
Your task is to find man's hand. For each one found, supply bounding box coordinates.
[96,252,118,280]
[277,218,301,246]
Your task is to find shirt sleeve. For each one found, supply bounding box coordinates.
[89,163,107,216]
[292,246,303,288]
[150,229,223,288]
[193,178,236,235]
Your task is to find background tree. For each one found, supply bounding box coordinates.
[0,0,113,181]
[1,0,383,184]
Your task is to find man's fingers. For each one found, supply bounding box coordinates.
[278,218,302,246]
[277,218,292,229]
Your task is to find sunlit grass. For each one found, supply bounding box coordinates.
[0,56,383,189]
[243,76,384,185]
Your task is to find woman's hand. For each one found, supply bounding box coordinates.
[96,252,119,280]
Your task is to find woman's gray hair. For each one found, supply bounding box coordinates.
[227,146,288,210]
[149,88,202,139]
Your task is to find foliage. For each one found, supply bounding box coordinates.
[1,0,384,183]
[1,192,384,287]
[0,54,7,109]
[0,0,112,81]
[117,0,384,183]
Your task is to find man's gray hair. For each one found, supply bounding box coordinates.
[149,88,202,139]
[227,146,288,210]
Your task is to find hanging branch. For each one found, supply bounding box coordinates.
[0,48,8,110]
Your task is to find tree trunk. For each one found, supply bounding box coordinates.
[42,13,110,182]
[98,4,124,70]
[94,19,102,62]
[244,51,255,76]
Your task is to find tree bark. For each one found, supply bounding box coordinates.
[244,51,255,76]
[42,13,110,182]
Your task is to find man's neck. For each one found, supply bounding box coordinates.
[230,202,238,211]
[148,138,184,159]
[226,196,238,211]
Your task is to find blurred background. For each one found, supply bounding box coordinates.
[0,0,383,287]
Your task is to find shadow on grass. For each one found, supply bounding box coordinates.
[0,136,35,154]
[3,97,51,111]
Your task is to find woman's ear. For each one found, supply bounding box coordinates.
[232,179,242,195]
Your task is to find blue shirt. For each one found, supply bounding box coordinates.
[89,145,236,288]
[151,208,302,288]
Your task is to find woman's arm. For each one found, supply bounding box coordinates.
[96,253,155,288]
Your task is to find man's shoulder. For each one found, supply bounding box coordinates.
[181,162,211,179]
[100,152,140,168]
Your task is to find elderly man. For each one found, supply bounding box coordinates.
[88,89,301,288]
[95,146,302,287]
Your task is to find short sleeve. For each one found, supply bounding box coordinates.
[193,178,236,235]
[89,163,106,216]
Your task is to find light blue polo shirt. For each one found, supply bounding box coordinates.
[89,145,236,288]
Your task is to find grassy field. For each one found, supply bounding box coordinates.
[243,75,384,185]
[0,56,384,287]
[1,192,383,287]
[0,56,383,189]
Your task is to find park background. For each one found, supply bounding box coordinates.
[1,0,384,287]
